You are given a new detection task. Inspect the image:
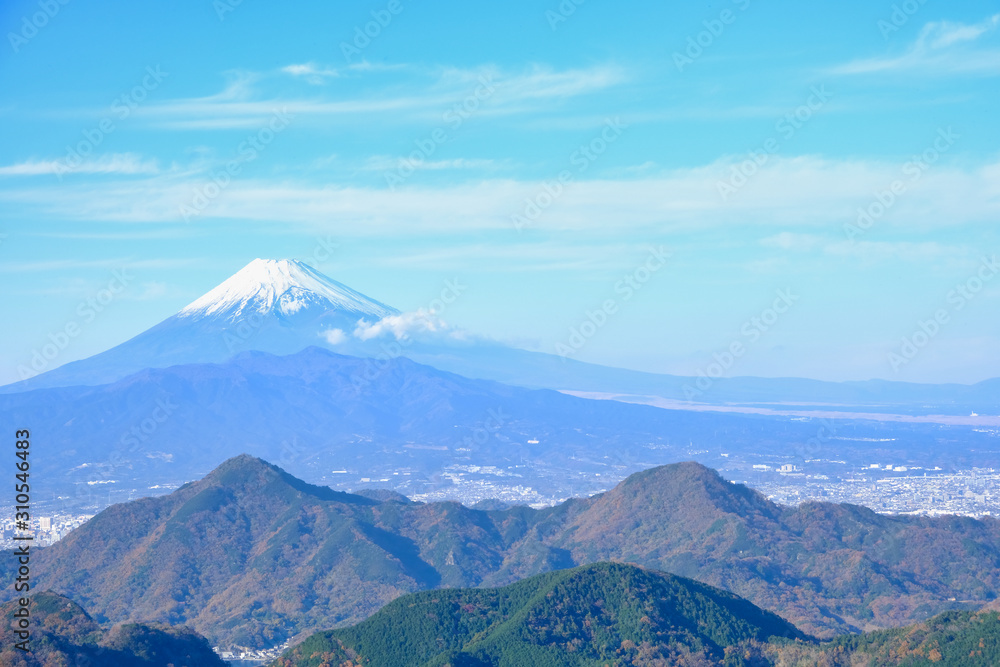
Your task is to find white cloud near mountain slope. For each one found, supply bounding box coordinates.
[322,328,347,344]
[354,309,456,342]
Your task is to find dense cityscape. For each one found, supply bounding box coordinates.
[753,467,999,517]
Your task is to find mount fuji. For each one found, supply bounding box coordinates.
[4,258,999,414]
[178,258,398,324]
[5,259,403,391]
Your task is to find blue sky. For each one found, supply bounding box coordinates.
[1,0,998,385]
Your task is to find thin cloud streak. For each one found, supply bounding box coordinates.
[830,14,1000,76]
[1,156,997,236]
[0,258,201,273]
[134,64,627,130]
[0,153,159,177]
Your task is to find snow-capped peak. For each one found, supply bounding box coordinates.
[178,259,399,321]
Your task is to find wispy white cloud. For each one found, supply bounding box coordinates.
[0,153,159,177]
[27,229,191,240]
[923,14,1000,49]
[0,258,200,273]
[360,155,501,172]
[2,156,997,237]
[762,233,959,260]
[464,64,624,103]
[346,61,411,73]
[754,234,979,277]
[13,278,179,300]
[125,281,170,301]
[831,14,1000,75]
[822,239,957,262]
[135,64,626,130]
[369,241,648,272]
[281,62,340,84]
[354,309,461,342]
[759,232,823,252]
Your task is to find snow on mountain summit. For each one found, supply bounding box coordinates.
[178,259,399,321]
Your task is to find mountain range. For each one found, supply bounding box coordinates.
[12,455,1000,650]
[5,259,998,417]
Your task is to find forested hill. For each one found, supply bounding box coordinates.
[271,562,808,667]
[764,607,1000,666]
[0,590,225,666]
[274,588,1000,667]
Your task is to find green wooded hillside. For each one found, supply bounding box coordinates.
[0,590,225,667]
[272,562,807,667]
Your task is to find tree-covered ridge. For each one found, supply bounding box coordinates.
[271,562,808,667]
[0,590,225,667]
[16,455,1000,647]
[272,576,1000,667]
[757,608,1000,666]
